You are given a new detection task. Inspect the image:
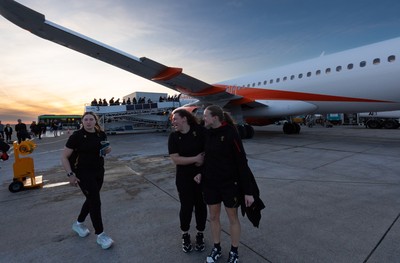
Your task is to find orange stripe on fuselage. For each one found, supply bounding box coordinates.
[236,88,389,102]
[181,85,391,104]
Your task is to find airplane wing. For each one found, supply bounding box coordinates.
[0,0,242,106]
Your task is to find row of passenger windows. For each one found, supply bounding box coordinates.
[239,55,396,88]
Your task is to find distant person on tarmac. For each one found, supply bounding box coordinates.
[4,124,13,143]
[30,121,37,138]
[15,119,29,143]
[61,111,114,250]
[0,120,4,139]
[168,108,207,254]
[37,121,46,139]
[52,121,58,137]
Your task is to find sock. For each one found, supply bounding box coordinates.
[231,245,238,254]
[214,243,221,251]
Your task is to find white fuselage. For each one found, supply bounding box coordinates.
[218,37,400,118]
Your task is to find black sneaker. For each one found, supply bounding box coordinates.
[195,232,205,251]
[182,233,193,253]
[205,247,221,263]
[227,251,239,263]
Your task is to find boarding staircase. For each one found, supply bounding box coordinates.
[88,102,179,134]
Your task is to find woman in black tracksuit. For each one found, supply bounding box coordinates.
[168,109,207,253]
[61,111,113,250]
[202,105,255,263]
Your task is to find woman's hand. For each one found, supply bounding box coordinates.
[194,152,205,166]
[244,195,254,207]
[104,146,112,155]
[69,175,80,187]
[194,173,202,184]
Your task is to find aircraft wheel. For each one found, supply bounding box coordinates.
[283,123,301,134]
[245,125,255,139]
[283,123,296,134]
[237,125,247,139]
[294,123,301,134]
[9,181,23,193]
[383,120,399,129]
[283,123,292,134]
[366,120,381,129]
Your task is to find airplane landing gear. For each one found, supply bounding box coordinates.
[283,122,301,134]
[237,124,255,139]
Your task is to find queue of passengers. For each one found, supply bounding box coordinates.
[90,95,180,107]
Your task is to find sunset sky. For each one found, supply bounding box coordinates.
[1,0,400,124]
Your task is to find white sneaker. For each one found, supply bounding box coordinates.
[72,222,90,237]
[97,233,114,249]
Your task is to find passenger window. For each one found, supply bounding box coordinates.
[283,76,287,81]
[347,64,353,70]
[258,82,261,86]
[263,80,267,85]
[316,70,321,75]
[325,68,331,74]
[252,83,255,87]
[307,72,311,77]
[276,78,280,83]
[373,58,380,65]
[360,61,366,67]
[298,73,303,79]
[388,55,395,62]
[336,66,342,72]
[269,79,273,84]
[290,75,295,80]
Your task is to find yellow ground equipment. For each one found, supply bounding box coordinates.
[9,140,43,193]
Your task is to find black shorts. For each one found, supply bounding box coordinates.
[203,182,241,208]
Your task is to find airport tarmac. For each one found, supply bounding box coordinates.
[1,125,400,263]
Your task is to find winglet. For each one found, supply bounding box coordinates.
[0,0,45,32]
[152,67,182,81]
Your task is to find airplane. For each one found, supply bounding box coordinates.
[1,0,400,138]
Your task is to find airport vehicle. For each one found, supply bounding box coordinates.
[9,140,43,193]
[358,111,400,129]
[1,1,400,138]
